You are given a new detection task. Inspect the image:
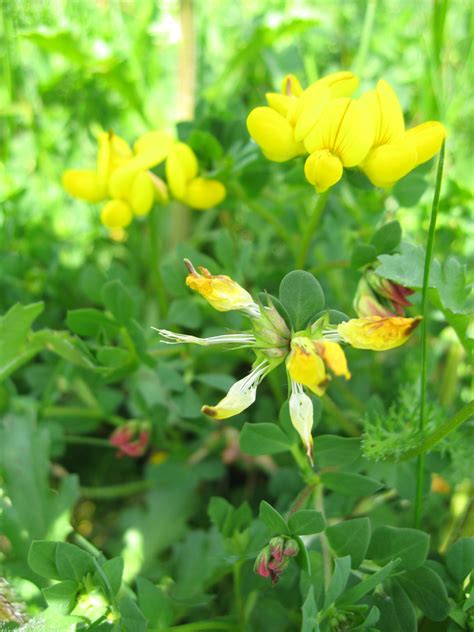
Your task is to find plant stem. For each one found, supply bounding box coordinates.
[353,0,378,76]
[322,395,359,437]
[414,141,445,529]
[63,435,116,449]
[288,482,317,516]
[297,191,329,269]
[80,480,153,499]
[149,206,169,317]
[232,560,245,625]
[315,484,331,590]
[166,623,237,632]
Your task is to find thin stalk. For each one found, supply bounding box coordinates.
[149,206,169,317]
[166,622,237,632]
[63,435,116,449]
[315,485,331,590]
[80,480,153,499]
[297,191,329,269]
[353,0,378,77]
[322,395,360,437]
[232,560,244,625]
[414,142,445,529]
[288,482,317,516]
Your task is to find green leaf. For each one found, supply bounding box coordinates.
[326,518,371,568]
[374,580,417,632]
[55,542,95,582]
[33,330,95,369]
[397,564,450,621]
[279,270,325,330]
[99,557,124,596]
[101,280,136,326]
[97,346,131,368]
[351,243,377,268]
[288,510,326,536]
[301,586,319,632]
[324,556,352,608]
[28,541,62,580]
[42,580,79,614]
[0,302,44,381]
[240,422,293,455]
[320,472,383,497]
[118,595,147,632]
[337,559,399,606]
[313,435,361,468]
[136,577,173,630]
[259,500,289,535]
[168,298,203,329]
[295,535,311,574]
[67,308,118,337]
[436,256,470,313]
[445,538,474,583]
[207,496,251,537]
[377,242,440,289]
[371,221,402,254]
[393,173,428,207]
[367,526,429,571]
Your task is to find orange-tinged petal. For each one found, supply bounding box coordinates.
[166,143,199,199]
[62,169,106,202]
[100,199,133,229]
[133,131,174,168]
[280,73,304,97]
[246,106,305,162]
[315,340,351,379]
[183,177,226,210]
[338,315,422,351]
[286,337,328,396]
[361,139,418,188]
[185,259,255,313]
[404,121,446,166]
[304,150,343,192]
[128,170,155,216]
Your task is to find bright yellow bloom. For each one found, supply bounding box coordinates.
[165,143,226,210]
[100,199,133,230]
[360,80,446,187]
[247,71,359,164]
[337,315,422,351]
[184,259,258,315]
[303,97,375,192]
[314,340,351,379]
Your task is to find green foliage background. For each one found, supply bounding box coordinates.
[0,0,473,630]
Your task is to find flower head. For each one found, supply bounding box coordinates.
[165,142,226,209]
[155,262,421,462]
[109,421,150,458]
[254,536,300,584]
[354,269,414,318]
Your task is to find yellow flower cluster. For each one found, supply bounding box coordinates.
[63,131,226,238]
[247,72,446,192]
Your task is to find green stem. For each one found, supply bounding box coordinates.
[233,560,244,625]
[322,395,360,437]
[353,0,378,76]
[315,484,331,590]
[149,205,169,317]
[165,622,237,632]
[288,482,317,516]
[414,141,445,529]
[63,435,116,449]
[80,480,153,499]
[401,400,474,462]
[297,191,329,269]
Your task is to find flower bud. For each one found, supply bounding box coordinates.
[109,421,150,458]
[255,536,300,584]
[282,538,299,558]
[254,546,271,578]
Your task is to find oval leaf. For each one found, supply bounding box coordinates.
[279,270,325,331]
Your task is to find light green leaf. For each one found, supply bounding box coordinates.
[367,526,429,571]
[320,472,383,497]
[326,518,371,568]
[259,500,289,535]
[240,422,293,455]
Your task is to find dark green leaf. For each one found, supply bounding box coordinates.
[136,577,173,629]
[28,541,62,580]
[55,542,95,582]
[313,435,361,468]
[324,556,352,608]
[326,518,371,568]
[99,557,124,596]
[259,500,289,535]
[288,510,326,536]
[101,280,136,326]
[320,472,383,496]
[371,221,402,254]
[279,270,325,330]
[446,538,474,583]
[367,526,429,570]
[67,308,118,337]
[397,564,450,621]
[43,580,79,614]
[118,595,147,632]
[337,559,399,605]
[374,579,417,632]
[301,586,319,632]
[240,422,293,455]
[0,302,44,381]
[351,243,377,269]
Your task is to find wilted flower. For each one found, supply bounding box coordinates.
[154,261,421,462]
[165,142,226,209]
[109,421,150,458]
[354,268,414,318]
[254,536,300,584]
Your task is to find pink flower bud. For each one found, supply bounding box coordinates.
[109,423,150,458]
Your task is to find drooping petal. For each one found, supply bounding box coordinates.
[286,337,328,396]
[182,177,226,210]
[360,138,418,188]
[100,199,133,229]
[315,340,351,379]
[201,362,268,420]
[289,382,314,464]
[338,315,422,351]
[62,169,106,202]
[304,150,343,193]
[127,170,155,216]
[166,143,199,199]
[404,121,446,166]
[246,106,305,162]
[185,259,257,313]
[133,131,174,169]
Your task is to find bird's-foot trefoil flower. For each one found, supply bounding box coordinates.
[254,536,300,584]
[359,80,446,187]
[154,262,421,462]
[165,142,226,209]
[109,421,150,458]
[354,267,414,318]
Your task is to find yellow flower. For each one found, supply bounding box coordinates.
[337,315,422,350]
[303,97,375,192]
[359,80,446,187]
[247,71,359,164]
[165,142,226,209]
[184,259,258,315]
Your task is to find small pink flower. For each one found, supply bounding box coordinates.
[109,423,150,458]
